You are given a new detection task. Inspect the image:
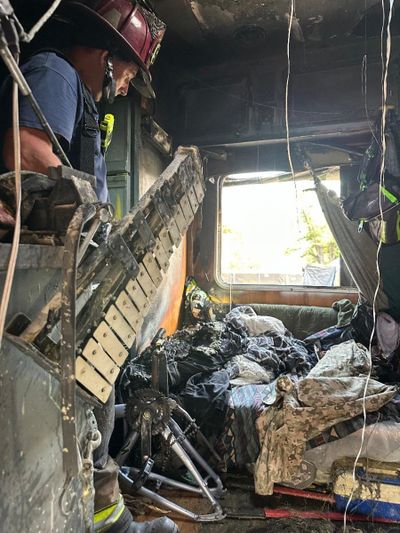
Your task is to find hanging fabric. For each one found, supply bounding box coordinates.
[314,179,389,310]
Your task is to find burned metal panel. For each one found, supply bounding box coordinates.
[71,147,204,402]
[0,254,61,328]
[174,46,393,147]
[0,336,93,533]
[155,10,400,149]
[185,0,378,43]
[0,244,63,270]
[181,77,250,139]
[18,148,205,404]
[139,137,168,197]
[289,62,384,126]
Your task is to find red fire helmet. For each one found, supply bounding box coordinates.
[59,0,166,97]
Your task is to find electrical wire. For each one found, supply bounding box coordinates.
[362,24,378,143]
[23,0,63,42]
[229,273,233,312]
[0,78,22,349]
[285,0,301,232]
[342,1,395,530]
[361,0,380,145]
[362,55,380,145]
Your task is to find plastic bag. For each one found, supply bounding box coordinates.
[304,421,400,474]
[226,306,286,337]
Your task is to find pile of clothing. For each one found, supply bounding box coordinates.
[121,305,316,436]
[254,340,398,494]
[119,284,400,496]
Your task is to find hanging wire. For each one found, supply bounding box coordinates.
[362,55,380,145]
[0,78,22,349]
[285,0,301,232]
[361,0,379,144]
[0,0,67,346]
[342,0,395,530]
[23,0,63,42]
[229,273,233,312]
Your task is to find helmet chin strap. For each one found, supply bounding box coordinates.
[102,54,116,104]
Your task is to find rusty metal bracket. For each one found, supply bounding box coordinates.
[132,212,156,251]
[130,213,167,281]
[78,204,113,264]
[153,189,181,247]
[108,233,140,279]
[162,185,187,234]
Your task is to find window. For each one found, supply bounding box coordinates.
[218,168,349,288]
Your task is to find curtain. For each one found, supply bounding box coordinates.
[315,180,389,310]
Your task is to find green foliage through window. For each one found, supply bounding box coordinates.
[285,209,340,266]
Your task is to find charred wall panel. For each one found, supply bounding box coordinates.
[181,77,250,141]
[0,336,93,533]
[159,38,399,148]
[290,62,383,126]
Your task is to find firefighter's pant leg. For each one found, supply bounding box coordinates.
[93,387,125,530]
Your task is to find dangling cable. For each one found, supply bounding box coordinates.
[342,1,395,530]
[361,0,379,144]
[0,79,22,349]
[285,0,301,231]
[362,54,379,145]
[24,0,63,42]
[229,273,233,312]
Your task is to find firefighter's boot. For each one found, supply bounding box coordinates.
[95,501,179,533]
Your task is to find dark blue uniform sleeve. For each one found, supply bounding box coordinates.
[18,57,81,146]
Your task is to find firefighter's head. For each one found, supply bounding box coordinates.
[58,0,166,102]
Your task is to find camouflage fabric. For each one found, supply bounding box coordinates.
[254,341,397,495]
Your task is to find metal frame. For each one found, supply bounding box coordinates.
[115,400,225,522]
[18,147,205,404]
[215,173,358,294]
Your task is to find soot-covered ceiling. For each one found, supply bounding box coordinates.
[153,0,399,65]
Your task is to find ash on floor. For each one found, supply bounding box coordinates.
[128,473,400,533]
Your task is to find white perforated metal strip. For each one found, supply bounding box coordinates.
[76,149,205,402]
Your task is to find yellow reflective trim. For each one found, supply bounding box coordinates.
[94,495,125,530]
[108,501,125,527]
[96,504,125,533]
[94,501,118,525]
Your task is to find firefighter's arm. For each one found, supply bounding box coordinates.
[2,126,61,175]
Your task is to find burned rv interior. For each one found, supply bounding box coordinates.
[0,1,400,532]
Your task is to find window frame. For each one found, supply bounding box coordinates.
[215,174,358,295]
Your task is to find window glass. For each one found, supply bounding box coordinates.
[219,168,346,287]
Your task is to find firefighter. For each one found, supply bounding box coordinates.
[0,1,178,531]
